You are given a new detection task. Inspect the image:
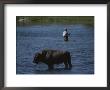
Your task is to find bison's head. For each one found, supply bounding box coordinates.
[33,53,43,64]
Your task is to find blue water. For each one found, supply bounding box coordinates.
[16,24,94,74]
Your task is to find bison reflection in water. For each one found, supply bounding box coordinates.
[33,49,72,70]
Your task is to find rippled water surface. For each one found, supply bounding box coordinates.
[16,24,94,74]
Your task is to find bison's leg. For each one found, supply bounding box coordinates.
[64,61,68,69]
[66,52,72,70]
[48,64,54,70]
[68,59,72,70]
[68,62,72,70]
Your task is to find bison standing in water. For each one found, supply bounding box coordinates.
[33,49,72,70]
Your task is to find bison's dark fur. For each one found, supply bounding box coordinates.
[33,49,72,70]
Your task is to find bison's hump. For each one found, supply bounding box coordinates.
[41,49,70,58]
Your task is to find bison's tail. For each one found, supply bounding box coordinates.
[66,52,72,69]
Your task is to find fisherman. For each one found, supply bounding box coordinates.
[63,28,70,41]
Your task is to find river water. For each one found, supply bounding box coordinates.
[16,24,94,74]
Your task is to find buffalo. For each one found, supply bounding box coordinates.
[33,49,72,70]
